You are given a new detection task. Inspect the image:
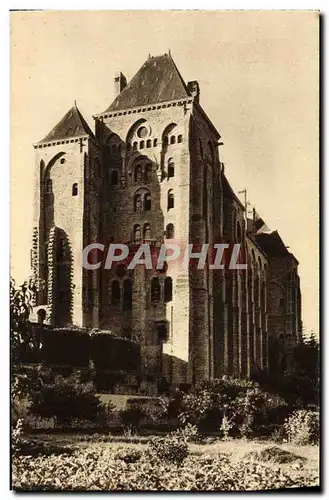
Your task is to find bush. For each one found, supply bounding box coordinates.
[30,373,108,428]
[119,407,146,432]
[284,409,319,445]
[148,425,198,466]
[173,377,287,437]
[148,433,189,466]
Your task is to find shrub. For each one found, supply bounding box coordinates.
[174,377,287,437]
[284,409,319,445]
[148,433,189,466]
[30,373,107,428]
[119,406,146,432]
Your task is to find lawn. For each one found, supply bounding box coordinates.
[12,433,320,491]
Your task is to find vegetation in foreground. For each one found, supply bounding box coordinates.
[12,431,319,491]
[11,279,320,492]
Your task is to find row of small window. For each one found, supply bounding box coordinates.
[126,135,183,152]
[111,277,173,306]
[45,179,78,196]
[111,161,175,186]
[133,223,175,243]
[133,190,174,212]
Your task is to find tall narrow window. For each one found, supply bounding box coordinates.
[164,277,173,303]
[168,161,175,178]
[46,179,52,193]
[178,134,183,143]
[199,138,203,157]
[151,277,161,303]
[134,164,142,182]
[111,170,118,185]
[111,280,121,305]
[133,141,138,151]
[167,190,174,210]
[144,193,151,211]
[134,194,142,212]
[72,183,78,196]
[170,136,176,145]
[140,140,145,149]
[166,223,174,239]
[203,169,207,215]
[146,139,152,148]
[133,224,141,244]
[145,163,152,183]
[123,279,132,310]
[143,223,151,240]
[153,138,158,147]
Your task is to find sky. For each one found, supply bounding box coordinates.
[10,10,319,335]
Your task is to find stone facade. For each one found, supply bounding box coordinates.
[31,53,302,392]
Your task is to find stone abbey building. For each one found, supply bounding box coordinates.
[30,53,302,390]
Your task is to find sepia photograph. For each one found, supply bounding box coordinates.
[10,9,320,492]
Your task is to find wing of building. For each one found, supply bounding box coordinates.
[30,53,302,393]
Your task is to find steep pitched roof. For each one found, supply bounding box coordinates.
[255,231,292,258]
[105,53,191,112]
[38,103,94,144]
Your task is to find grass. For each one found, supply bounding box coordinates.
[29,432,319,471]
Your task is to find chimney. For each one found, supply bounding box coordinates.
[114,72,127,95]
[187,80,200,104]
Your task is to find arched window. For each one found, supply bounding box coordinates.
[143,223,151,240]
[167,190,174,210]
[178,134,183,143]
[134,164,142,182]
[140,140,145,149]
[164,277,173,303]
[144,163,152,183]
[144,193,151,211]
[60,157,65,164]
[168,160,175,178]
[166,223,174,239]
[170,136,176,145]
[123,279,132,310]
[72,183,78,196]
[134,194,142,212]
[133,141,138,151]
[37,309,46,325]
[46,179,52,193]
[111,170,118,185]
[146,139,152,148]
[133,224,141,244]
[153,138,158,147]
[111,280,121,305]
[151,277,161,303]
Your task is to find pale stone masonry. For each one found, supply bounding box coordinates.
[30,53,302,390]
